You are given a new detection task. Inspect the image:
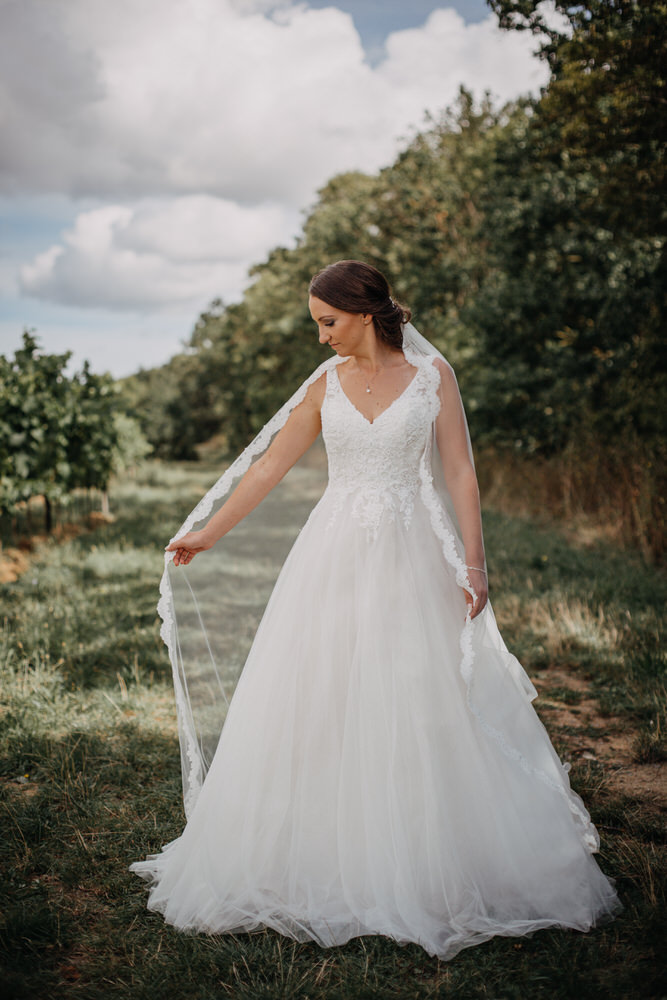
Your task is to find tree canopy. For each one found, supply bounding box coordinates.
[120,0,665,554]
[1,332,150,531]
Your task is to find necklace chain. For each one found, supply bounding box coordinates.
[361,364,384,394]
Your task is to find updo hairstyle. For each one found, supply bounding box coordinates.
[309,260,411,350]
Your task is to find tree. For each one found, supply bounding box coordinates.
[66,362,121,492]
[0,332,73,529]
[467,0,666,455]
[0,333,122,532]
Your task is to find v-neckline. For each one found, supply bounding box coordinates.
[334,361,420,426]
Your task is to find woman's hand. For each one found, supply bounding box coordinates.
[165,529,213,566]
[464,567,488,620]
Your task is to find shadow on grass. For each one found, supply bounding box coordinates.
[1,464,666,998]
[0,725,182,995]
[0,724,665,998]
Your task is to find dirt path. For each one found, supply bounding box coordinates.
[533,667,667,813]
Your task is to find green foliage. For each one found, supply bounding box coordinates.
[464,112,666,453]
[111,412,153,475]
[118,347,222,460]
[471,0,667,455]
[67,362,121,490]
[0,332,74,513]
[0,332,126,526]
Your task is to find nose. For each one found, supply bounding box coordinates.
[318,328,330,344]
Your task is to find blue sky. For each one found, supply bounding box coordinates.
[0,0,554,377]
[307,0,490,59]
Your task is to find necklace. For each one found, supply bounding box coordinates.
[361,364,384,394]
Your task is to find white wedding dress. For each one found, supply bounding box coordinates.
[130,348,622,961]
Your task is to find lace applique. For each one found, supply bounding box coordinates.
[321,358,437,540]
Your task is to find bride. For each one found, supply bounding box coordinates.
[130,260,622,961]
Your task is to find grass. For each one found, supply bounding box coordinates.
[0,460,665,999]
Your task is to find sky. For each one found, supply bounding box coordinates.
[0,0,562,377]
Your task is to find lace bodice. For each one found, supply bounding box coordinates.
[321,353,441,537]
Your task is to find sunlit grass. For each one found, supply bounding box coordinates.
[494,593,623,661]
[0,462,665,999]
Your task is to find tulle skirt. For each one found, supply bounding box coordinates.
[130,488,622,960]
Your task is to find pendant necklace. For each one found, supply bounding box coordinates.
[363,364,384,394]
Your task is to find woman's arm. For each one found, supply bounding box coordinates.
[432,358,488,618]
[167,374,326,566]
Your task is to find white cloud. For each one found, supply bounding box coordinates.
[119,196,298,263]
[4,0,552,318]
[378,7,548,117]
[1,0,549,204]
[19,197,299,309]
[529,0,573,36]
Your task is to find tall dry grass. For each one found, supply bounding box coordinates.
[477,439,665,565]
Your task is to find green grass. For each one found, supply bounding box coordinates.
[1,461,665,999]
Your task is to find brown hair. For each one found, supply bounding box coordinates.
[309,260,411,350]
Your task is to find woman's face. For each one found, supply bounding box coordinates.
[309,295,368,356]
